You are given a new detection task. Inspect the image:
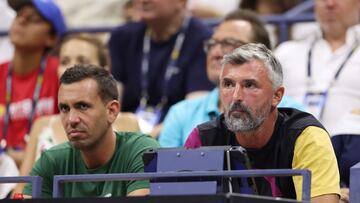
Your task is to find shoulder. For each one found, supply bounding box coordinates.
[39,142,73,161]
[297,126,330,146]
[110,22,145,39]
[45,56,59,71]
[186,17,212,41]
[189,17,212,34]
[116,132,160,149]
[275,37,312,57]
[197,115,221,131]
[278,108,324,131]
[44,142,72,152]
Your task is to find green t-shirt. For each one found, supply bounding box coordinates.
[23,132,159,198]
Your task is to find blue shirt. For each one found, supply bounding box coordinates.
[159,88,306,147]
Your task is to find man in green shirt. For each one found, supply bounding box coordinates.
[23,64,159,198]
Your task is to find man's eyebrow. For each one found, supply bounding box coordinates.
[75,101,90,105]
[242,79,257,83]
[74,101,92,108]
[222,77,234,81]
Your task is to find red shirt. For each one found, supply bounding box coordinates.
[0,56,59,149]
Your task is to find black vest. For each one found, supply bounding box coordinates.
[196,108,326,198]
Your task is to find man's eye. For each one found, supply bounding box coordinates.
[244,81,256,89]
[223,80,233,88]
[59,105,69,113]
[79,104,88,110]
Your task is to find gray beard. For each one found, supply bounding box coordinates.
[224,102,269,134]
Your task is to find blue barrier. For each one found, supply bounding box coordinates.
[52,169,311,201]
[350,162,360,203]
[0,176,42,198]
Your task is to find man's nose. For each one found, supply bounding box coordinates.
[232,84,244,102]
[68,110,80,126]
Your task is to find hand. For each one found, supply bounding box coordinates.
[340,187,349,203]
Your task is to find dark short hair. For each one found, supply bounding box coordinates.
[60,64,118,103]
[224,9,271,49]
[61,33,109,68]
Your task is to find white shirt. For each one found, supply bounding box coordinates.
[0,153,19,198]
[332,112,360,136]
[275,24,360,134]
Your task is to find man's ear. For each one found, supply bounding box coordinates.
[106,100,120,123]
[272,86,284,107]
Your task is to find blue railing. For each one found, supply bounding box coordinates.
[52,169,311,201]
[0,176,42,198]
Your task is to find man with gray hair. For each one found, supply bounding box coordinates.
[185,43,340,202]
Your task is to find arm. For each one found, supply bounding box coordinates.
[127,188,149,196]
[292,126,340,202]
[6,149,24,169]
[12,117,49,195]
[340,188,349,203]
[311,194,340,203]
[23,152,55,198]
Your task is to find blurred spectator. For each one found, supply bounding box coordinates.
[12,33,140,196]
[275,0,360,135]
[109,0,214,135]
[239,0,303,48]
[159,9,305,147]
[0,0,15,64]
[0,0,67,166]
[331,108,360,203]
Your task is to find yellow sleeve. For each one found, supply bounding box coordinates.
[292,126,340,201]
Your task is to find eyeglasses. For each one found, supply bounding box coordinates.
[204,38,247,53]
